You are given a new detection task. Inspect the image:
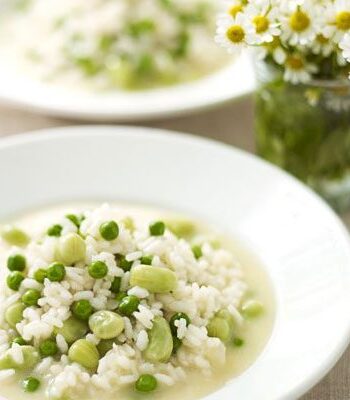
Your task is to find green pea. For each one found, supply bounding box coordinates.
[207,317,231,342]
[115,292,127,303]
[5,302,25,328]
[149,221,165,236]
[33,269,47,284]
[169,312,190,335]
[97,339,116,357]
[47,224,62,237]
[118,295,140,316]
[130,265,177,293]
[66,214,84,228]
[110,277,121,294]
[99,221,119,241]
[192,245,203,259]
[89,311,124,339]
[7,254,26,272]
[1,225,30,247]
[39,340,58,357]
[115,254,133,272]
[165,219,196,239]
[241,300,264,318]
[55,233,86,265]
[7,271,25,291]
[22,377,40,392]
[54,317,88,345]
[0,346,39,370]
[140,255,153,265]
[172,336,182,354]
[88,261,108,279]
[68,339,99,371]
[72,300,94,321]
[22,289,41,307]
[143,317,173,363]
[12,336,27,346]
[233,337,244,347]
[46,262,66,282]
[135,374,158,393]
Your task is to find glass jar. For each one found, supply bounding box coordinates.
[255,61,350,213]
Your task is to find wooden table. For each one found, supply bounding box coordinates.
[0,99,348,399]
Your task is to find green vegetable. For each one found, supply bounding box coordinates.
[7,271,25,291]
[97,339,115,357]
[110,277,121,294]
[54,317,88,345]
[149,221,165,236]
[172,336,182,354]
[216,309,235,330]
[68,339,99,371]
[165,219,196,239]
[118,295,140,316]
[55,233,86,265]
[143,317,173,363]
[46,262,66,282]
[39,340,58,357]
[169,312,190,335]
[115,254,133,272]
[12,336,27,346]
[207,316,231,342]
[22,377,40,392]
[241,300,264,318]
[66,214,84,228]
[192,245,203,259]
[233,337,245,347]
[72,300,94,321]
[88,261,108,279]
[47,224,63,237]
[89,311,124,339]
[115,292,127,303]
[7,254,26,272]
[1,225,29,247]
[33,269,47,284]
[99,221,119,241]
[5,302,25,328]
[135,374,158,393]
[0,346,39,370]
[22,289,41,307]
[140,255,153,265]
[130,265,177,293]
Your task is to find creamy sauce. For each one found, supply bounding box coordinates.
[0,203,275,400]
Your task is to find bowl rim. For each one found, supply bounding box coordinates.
[0,125,349,400]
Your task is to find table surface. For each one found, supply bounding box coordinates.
[0,100,349,400]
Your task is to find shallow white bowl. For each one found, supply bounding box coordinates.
[0,126,349,400]
[0,54,254,122]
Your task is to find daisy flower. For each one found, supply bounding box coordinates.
[255,36,287,65]
[215,14,258,55]
[311,34,336,57]
[280,1,319,46]
[244,1,281,44]
[219,0,246,20]
[283,54,318,84]
[323,0,350,43]
[340,32,350,61]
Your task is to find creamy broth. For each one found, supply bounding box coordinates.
[0,203,275,400]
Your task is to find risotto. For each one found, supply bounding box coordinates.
[0,203,274,400]
[0,0,229,90]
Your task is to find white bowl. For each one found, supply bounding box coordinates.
[0,54,254,122]
[0,126,349,400]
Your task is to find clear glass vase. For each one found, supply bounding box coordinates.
[255,61,350,213]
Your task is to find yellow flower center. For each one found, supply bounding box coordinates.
[286,56,304,70]
[253,15,270,33]
[336,11,350,30]
[289,10,310,32]
[229,5,243,18]
[226,25,245,43]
